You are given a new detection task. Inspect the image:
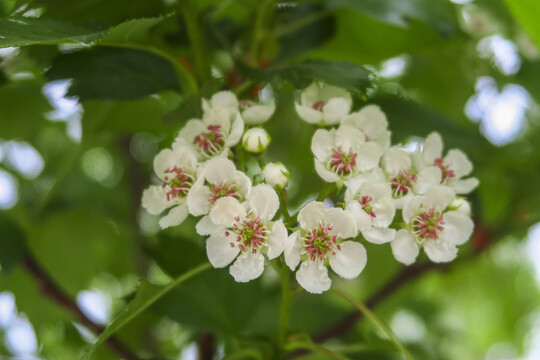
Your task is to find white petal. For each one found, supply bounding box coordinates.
[336,125,365,150]
[229,252,265,282]
[423,186,455,212]
[153,149,177,181]
[444,149,473,178]
[342,105,387,139]
[206,230,240,268]
[296,104,323,124]
[422,132,443,164]
[322,97,351,125]
[300,83,321,106]
[325,207,357,239]
[391,230,419,265]
[209,197,246,226]
[159,204,188,229]
[225,113,244,146]
[424,239,458,263]
[242,104,275,125]
[203,157,236,184]
[177,119,205,145]
[381,148,411,175]
[346,201,372,231]
[142,185,175,215]
[402,196,423,223]
[452,177,479,194]
[451,198,471,216]
[232,171,252,198]
[196,215,224,235]
[248,184,279,220]
[372,198,395,228]
[441,211,474,245]
[393,192,414,210]
[186,180,212,216]
[315,159,341,182]
[415,167,442,194]
[355,142,383,172]
[329,241,367,279]
[298,201,326,230]
[296,260,332,294]
[203,108,231,134]
[320,84,351,103]
[210,91,239,116]
[284,231,302,270]
[311,129,334,161]
[267,219,287,259]
[362,228,396,244]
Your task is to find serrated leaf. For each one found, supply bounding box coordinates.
[83,263,211,360]
[45,46,181,101]
[0,17,105,48]
[240,61,372,93]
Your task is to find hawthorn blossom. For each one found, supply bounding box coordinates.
[341,105,391,150]
[295,83,352,126]
[203,184,287,282]
[345,180,396,244]
[381,147,442,207]
[202,91,240,119]
[413,132,479,194]
[174,96,244,160]
[239,99,275,125]
[312,124,383,183]
[262,162,290,190]
[242,127,270,153]
[284,201,366,294]
[188,157,251,230]
[141,145,199,229]
[390,186,474,265]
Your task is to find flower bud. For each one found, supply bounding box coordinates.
[262,162,289,190]
[242,128,270,154]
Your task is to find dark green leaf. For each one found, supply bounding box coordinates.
[240,60,372,93]
[45,46,181,101]
[0,17,105,48]
[99,17,167,44]
[0,215,26,272]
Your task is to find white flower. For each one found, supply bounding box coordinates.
[203,184,287,282]
[262,162,290,190]
[141,145,199,229]
[413,132,479,194]
[188,157,251,227]
[345,180,396,244]
[240,99,275,125]
[284,201,366,294]
[341,105,391,150]
[242,127,270,153]
[312,124,383,183]
[202,91,239,119]
[174,98,244,160]
[295,83,352,126]
[390,186,474,265]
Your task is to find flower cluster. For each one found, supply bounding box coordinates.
[142,83,478,294]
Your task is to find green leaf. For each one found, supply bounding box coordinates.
[45,46,181,101]
[99,16,168,44]
[502,0,540,48]
[0,215,26,272]
[83,262,211,360]
[240,60,372,93]
[0,17,105,48]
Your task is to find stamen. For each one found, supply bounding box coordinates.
[312,101,324,111]
[391,169,417,197]
[328,146,357,176]
[433,157,456,182]
[209,182,240,203]
[413,208,445,240]
[303,222,340,261]
[193,125,225,156]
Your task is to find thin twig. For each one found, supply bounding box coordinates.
[23,253,139,360]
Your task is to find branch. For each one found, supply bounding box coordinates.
[23,253,139,360]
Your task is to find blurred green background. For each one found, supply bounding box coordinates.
[1,0,540,359]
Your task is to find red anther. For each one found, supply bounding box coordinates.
[312,101,324,111]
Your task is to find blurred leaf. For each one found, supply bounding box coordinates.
[45,46,181,101]
[0,17,105,48]
[240,60,372,93]
[84,262,211,360]
[0,215,26,272]
[99,16,168,44]
[502,0,540,48]
[330,0,456,36]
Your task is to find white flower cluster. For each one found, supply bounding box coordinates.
[142,83,479,295]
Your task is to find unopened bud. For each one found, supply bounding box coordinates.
[262,162,290,190]
[242,128,270,154]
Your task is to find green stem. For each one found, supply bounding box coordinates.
[250,0,273,66]
[273,10,332,37]
[179,0,211,82]
[279,263,291,347]
[317,182,336,201]
[332,287,415,360]
[278,190,292,225]
[232,80,254,96]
